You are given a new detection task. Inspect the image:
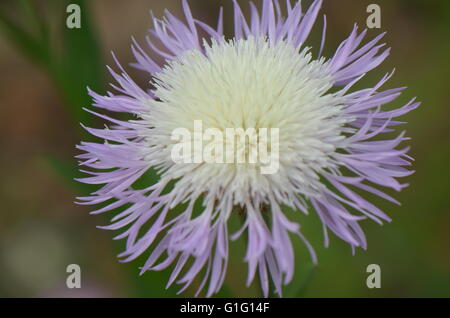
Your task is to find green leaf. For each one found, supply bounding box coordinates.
[57,0,105,126]
[19,0,48,41]
[0,0,105,127]
[0,9,51,66]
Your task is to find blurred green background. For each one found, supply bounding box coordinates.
[0,0,449,297]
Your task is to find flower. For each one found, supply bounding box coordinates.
[76,0,419,297]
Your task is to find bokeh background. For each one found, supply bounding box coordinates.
[0,0,449,297]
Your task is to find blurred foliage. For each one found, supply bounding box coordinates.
[0,0,103,126]
[0,0,169,298]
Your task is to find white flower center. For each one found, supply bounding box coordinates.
[141,37,349,206]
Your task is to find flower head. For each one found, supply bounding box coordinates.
[77,0,419,297]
